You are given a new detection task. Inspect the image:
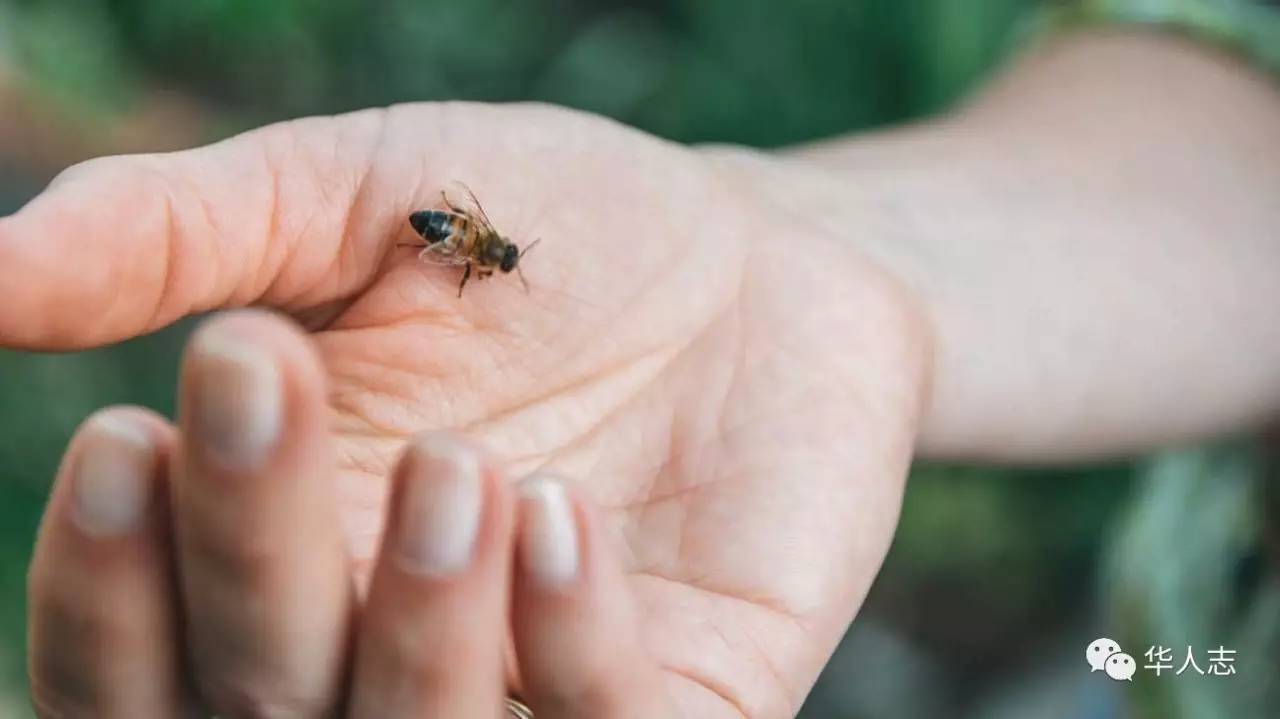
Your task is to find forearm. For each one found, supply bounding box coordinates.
[721,30,1280,461]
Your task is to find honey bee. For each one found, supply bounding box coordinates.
[405,184,540,297]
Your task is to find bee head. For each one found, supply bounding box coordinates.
[499,243,519,273]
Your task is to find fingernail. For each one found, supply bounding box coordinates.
[518,476,579,588]
[396,435,484,576]
[188,325,282,469]
[71,414,154,537]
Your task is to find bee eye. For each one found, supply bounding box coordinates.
[500,245,519,272]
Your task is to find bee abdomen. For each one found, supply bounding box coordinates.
[409,210,455,243]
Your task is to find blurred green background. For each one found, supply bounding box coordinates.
[0,2,1274,717]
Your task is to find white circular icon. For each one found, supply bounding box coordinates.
[1105,652,1137,681]
[1086,637,1122,672]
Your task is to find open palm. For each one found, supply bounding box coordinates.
[4,103,928,716]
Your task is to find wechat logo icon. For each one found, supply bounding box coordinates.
[1087,637,1135,681]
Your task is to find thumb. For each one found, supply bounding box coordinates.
[0,107,397,349]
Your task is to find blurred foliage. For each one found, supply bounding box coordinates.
[3,0,1037,143]
[1108,448,1280,719]
[0,1,1270,718]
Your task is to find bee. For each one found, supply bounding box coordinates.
[404,184,540,297]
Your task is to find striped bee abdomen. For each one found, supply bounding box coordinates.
[409,210,456,244]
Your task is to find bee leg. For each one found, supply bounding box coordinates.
[440,190,465,214]
[457,263,473,298]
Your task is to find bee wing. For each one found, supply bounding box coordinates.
[453,181,499,234]
[417,243,470,266]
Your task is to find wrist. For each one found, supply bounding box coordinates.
[697,139,942,453]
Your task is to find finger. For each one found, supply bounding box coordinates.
[349,434,515,718]
[512,476,672,719]
[0,108,392,349]
[27,407,199,718]
[173,309,353,717]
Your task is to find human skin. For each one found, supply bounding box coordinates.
[10,30,1280,718]
[16,69,929,719]
[790,30,1280,460]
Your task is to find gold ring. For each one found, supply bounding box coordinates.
[505,697,534,718]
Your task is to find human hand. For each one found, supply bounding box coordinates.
[28,348,683,717]
[9,103,930,716]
